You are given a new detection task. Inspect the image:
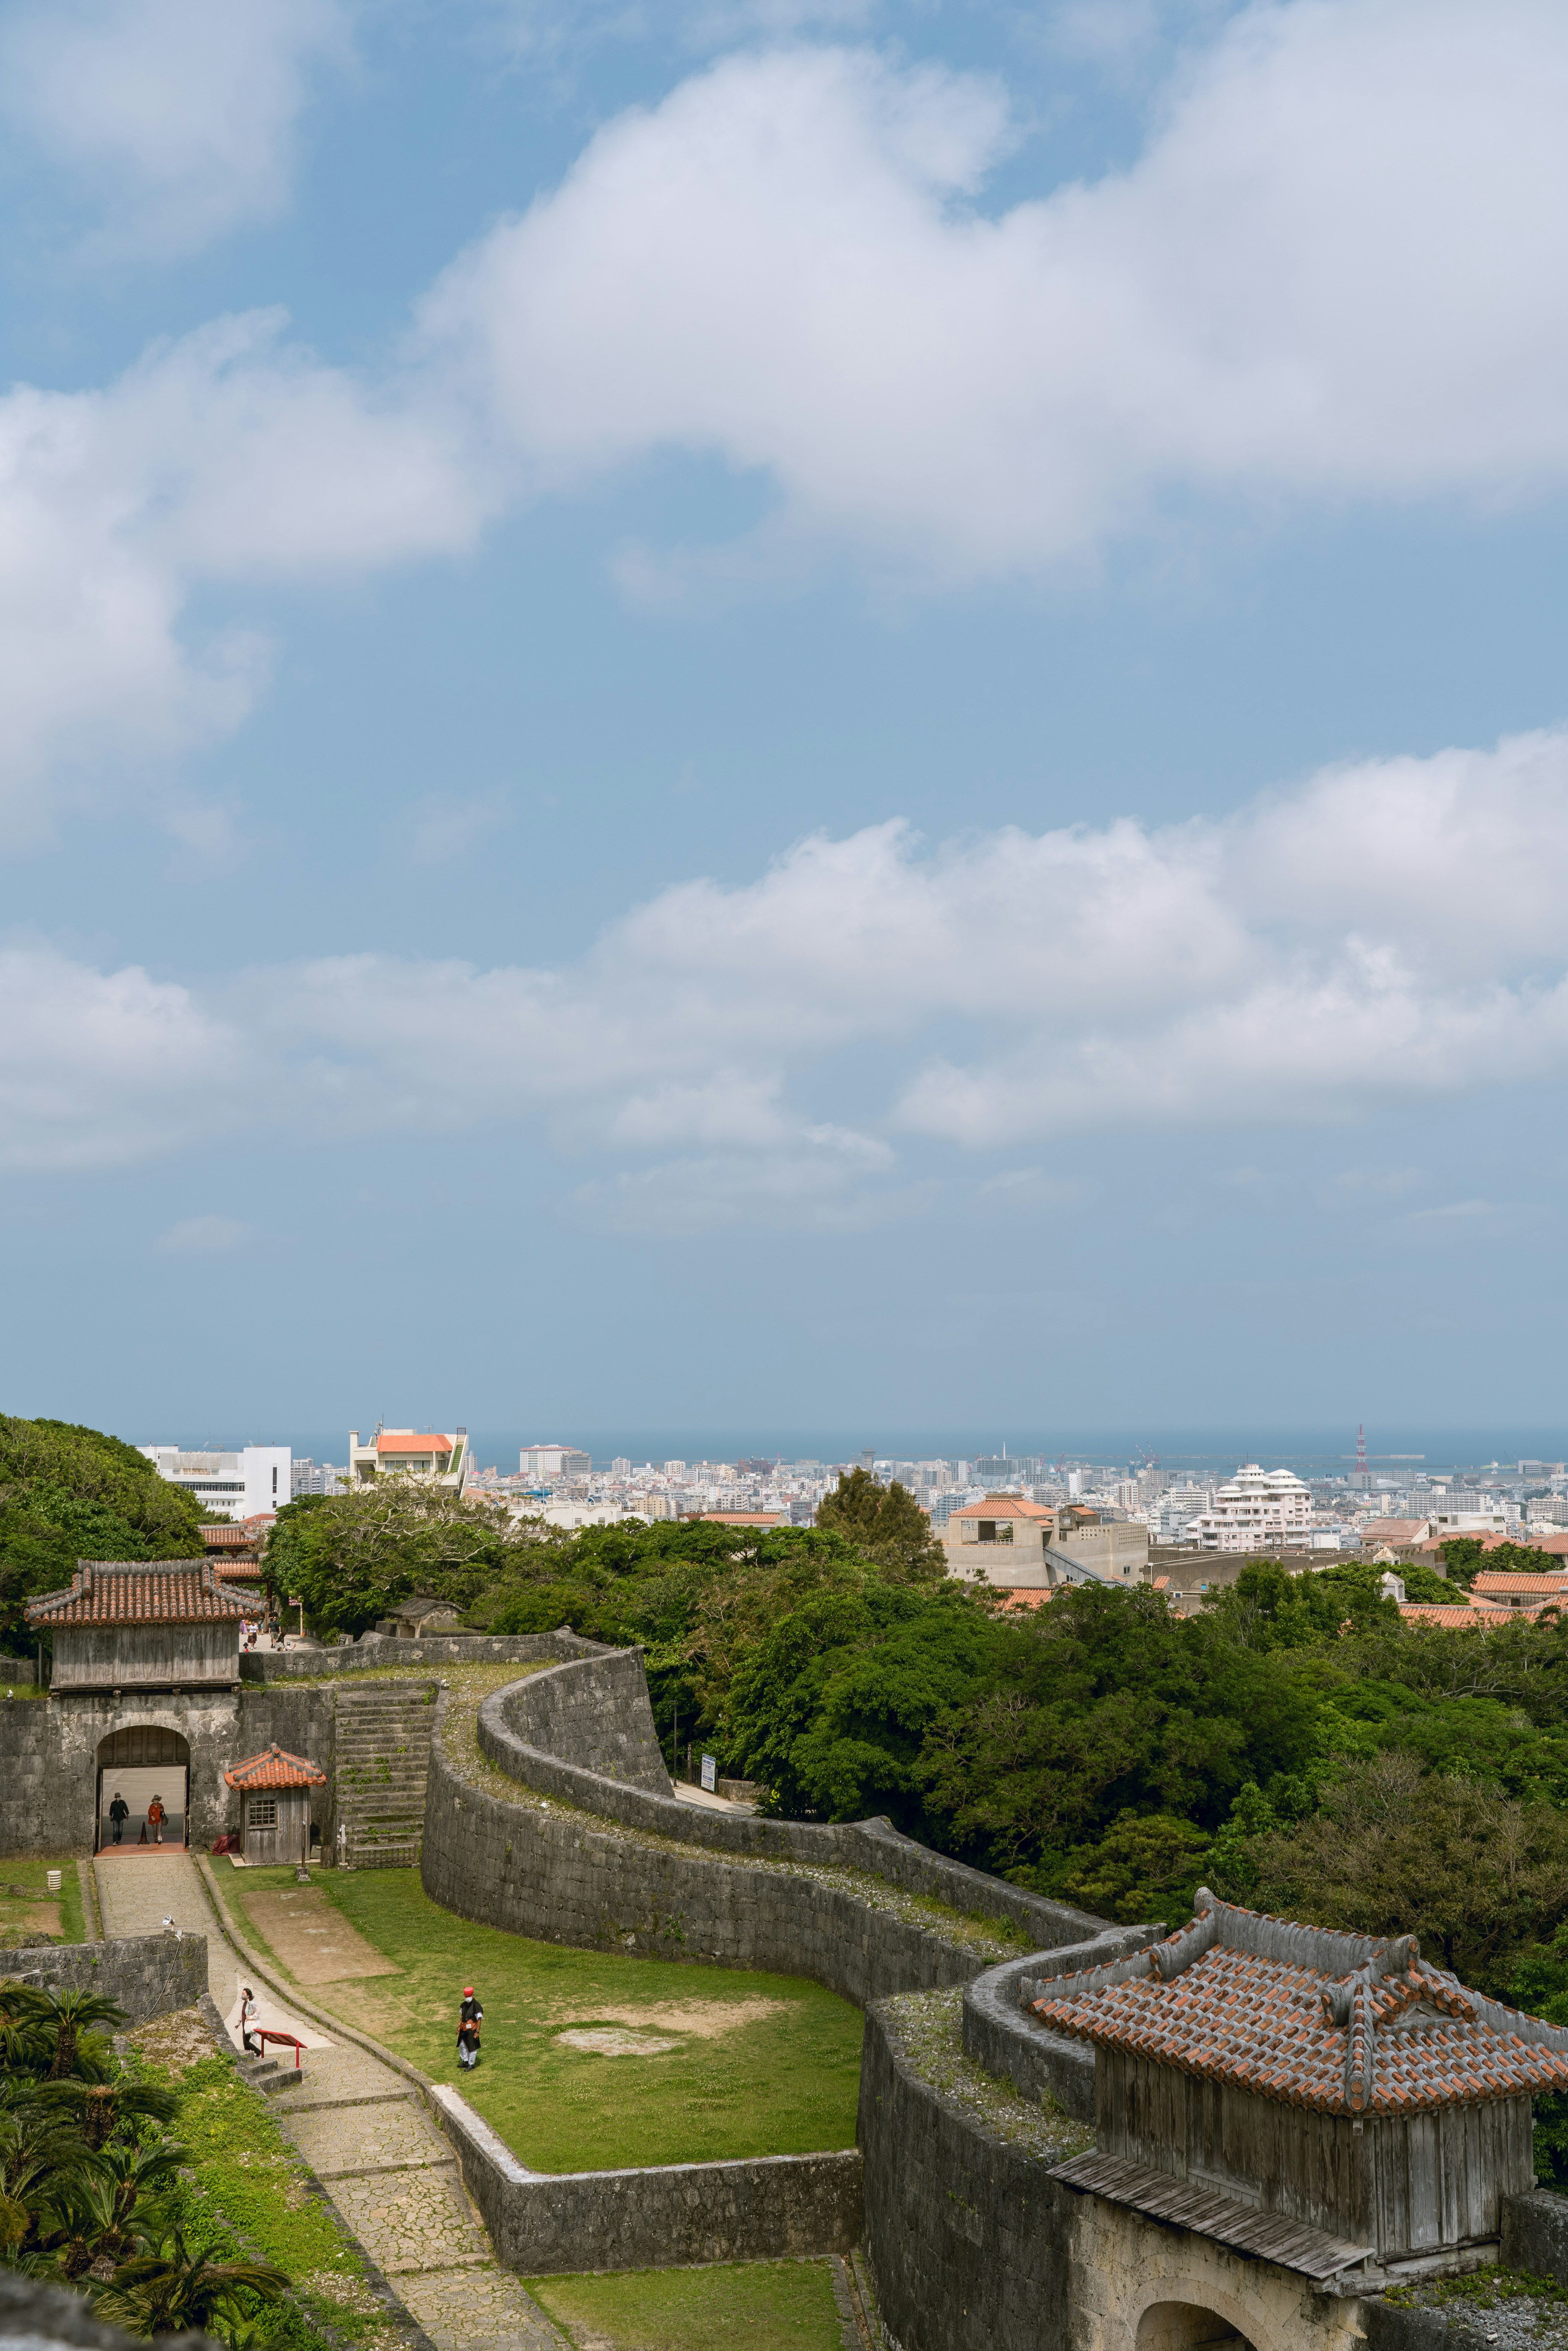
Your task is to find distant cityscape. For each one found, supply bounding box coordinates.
[137,1431,1568,1555]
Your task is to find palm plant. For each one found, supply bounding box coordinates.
[94,2230,287,2338]
[38,2079,180,2153]
[35,1989,126,2082]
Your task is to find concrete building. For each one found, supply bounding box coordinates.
[520,1443,591,1479]
[943,1495,1149,1589]
[350,1428,469,1492]
[1192,1464,1312,1552]
[140,1444,290,1520]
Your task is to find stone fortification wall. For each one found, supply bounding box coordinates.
[0,1687,247,1854]
[432,2087,862,2275]
[0,1654,37,1684]
[858,1999,1078,2351]
[423,1728,1011,2004]
[241,1630,599,1681]
[2,1929,207,2021]
[960,1939,1159,2123]
[481,1653,1105,1950]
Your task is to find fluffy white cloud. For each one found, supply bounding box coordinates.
[0,312,491,834]
[0,0,348,257]
[426,4,1568,574]
[9,730,1568,1206]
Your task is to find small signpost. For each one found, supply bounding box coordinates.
[700,1754,717,1792]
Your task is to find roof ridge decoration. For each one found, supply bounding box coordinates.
[26,1557,252,1627]
[1029,1889,1568,2117]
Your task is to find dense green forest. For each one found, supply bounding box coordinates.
[0,1417,207,1657]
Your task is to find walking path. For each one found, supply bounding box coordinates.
[94,1852,565,2351]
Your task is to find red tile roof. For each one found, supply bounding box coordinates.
[377,1433,452,1454]
[202,1524,257,1547]
[1399,1602,1510,1629]
[224,1743,326,1791]
[1472,1571,1568,1595]
[700,1512,784,1526]
[1031,1894,1568,2116]
[26,1561,250,1628]
[995,1589,1053,1610]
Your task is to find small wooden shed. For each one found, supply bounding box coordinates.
[1033,1890,1568,2283]
[224,1743,326,1866]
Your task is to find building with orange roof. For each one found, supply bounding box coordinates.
[224,1743,326,1865]
[348,1426,469,1494]
[1470,1569,1568,1611]
[1398,1599,1510,1630]
[942,1494,1148,1591]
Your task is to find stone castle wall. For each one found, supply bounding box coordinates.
[2,1929,208,2022]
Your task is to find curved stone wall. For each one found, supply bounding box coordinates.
[478,1651,1107,1950]
[423,1723,1027,2005]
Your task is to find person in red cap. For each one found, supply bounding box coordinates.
[457,1985,483,2070]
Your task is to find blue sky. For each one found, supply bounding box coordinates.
[4,0,1568,1453]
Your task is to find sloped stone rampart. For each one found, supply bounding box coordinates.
[1,1928,207,2021]
[422,1728,1004,2003]
[479,1652,1106,1949]
[433,2088,862,2275]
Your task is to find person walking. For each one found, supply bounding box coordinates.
[457,1986,483,2070]
[239,1987,261,2055]
[108,1790,129,1845]
[147,1793,167,1846]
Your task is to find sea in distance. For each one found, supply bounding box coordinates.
[158,1426,1568,1479]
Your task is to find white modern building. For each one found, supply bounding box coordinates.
[520,1443,591,1479]
[140,1445,290,1520]
[350,1428,469,1493]
[1193,1464,1313,1552]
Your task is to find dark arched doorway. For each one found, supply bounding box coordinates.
[1137,2304,1255,2351]
[96,1727,190,1852]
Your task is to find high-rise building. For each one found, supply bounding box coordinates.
[521,1443,590,1479]
[612,1457,632,1477]
[141,1445,290,1519]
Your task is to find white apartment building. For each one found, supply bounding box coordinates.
[520,1443,591,1479]
[1193,1465,1312,1552]
[350,1428,469,1493]
[141,1445,290,1520]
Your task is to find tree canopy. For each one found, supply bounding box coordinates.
[0,1417,206,1657]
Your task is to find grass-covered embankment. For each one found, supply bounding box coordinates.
[0,1853,86,1947]
[223,1864,864,2175]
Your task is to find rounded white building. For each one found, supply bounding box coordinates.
[1194,1463,1312,1552]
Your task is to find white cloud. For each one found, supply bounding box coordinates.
[155,1214,251,1255]
[425,6,1568,576]
[0,312,491,836]
[0,0,348,258]
[0,946,242,1171]
[10,729,1568,1211]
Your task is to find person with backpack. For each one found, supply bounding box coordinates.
[457,1986,483,2070]
[146,1793,167,1845]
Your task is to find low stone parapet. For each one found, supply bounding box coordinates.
[2,1929,207,2021]
[430,2086,862,2275]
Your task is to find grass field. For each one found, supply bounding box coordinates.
[531,2259,846,2350]
[0,1853,86,1947]
[222,1866,863,2175]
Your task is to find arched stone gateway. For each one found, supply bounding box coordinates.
[96,1725,190,1851]
[1137,2296,1255,2351]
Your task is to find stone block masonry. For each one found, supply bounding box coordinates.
[241,1629,601,1681]
[1,1928,207,2022]
[434,2088,863,2276]
[425,1719,1034,2007]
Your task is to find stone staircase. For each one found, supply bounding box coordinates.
[333,1682,437,1869]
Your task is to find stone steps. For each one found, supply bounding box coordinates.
[333,1686,434,1872]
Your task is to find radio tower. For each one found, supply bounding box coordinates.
[1356,1424,1368,1483]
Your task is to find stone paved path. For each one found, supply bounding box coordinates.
[95,1854,565,2351]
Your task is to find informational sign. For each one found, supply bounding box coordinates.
[701,1754,717,1792]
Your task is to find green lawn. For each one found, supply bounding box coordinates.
[223,1867,863,2176]
[0,1854,86,1947]
[531,2259,845,2350]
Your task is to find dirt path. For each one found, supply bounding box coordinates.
[95,1852,565,2351]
